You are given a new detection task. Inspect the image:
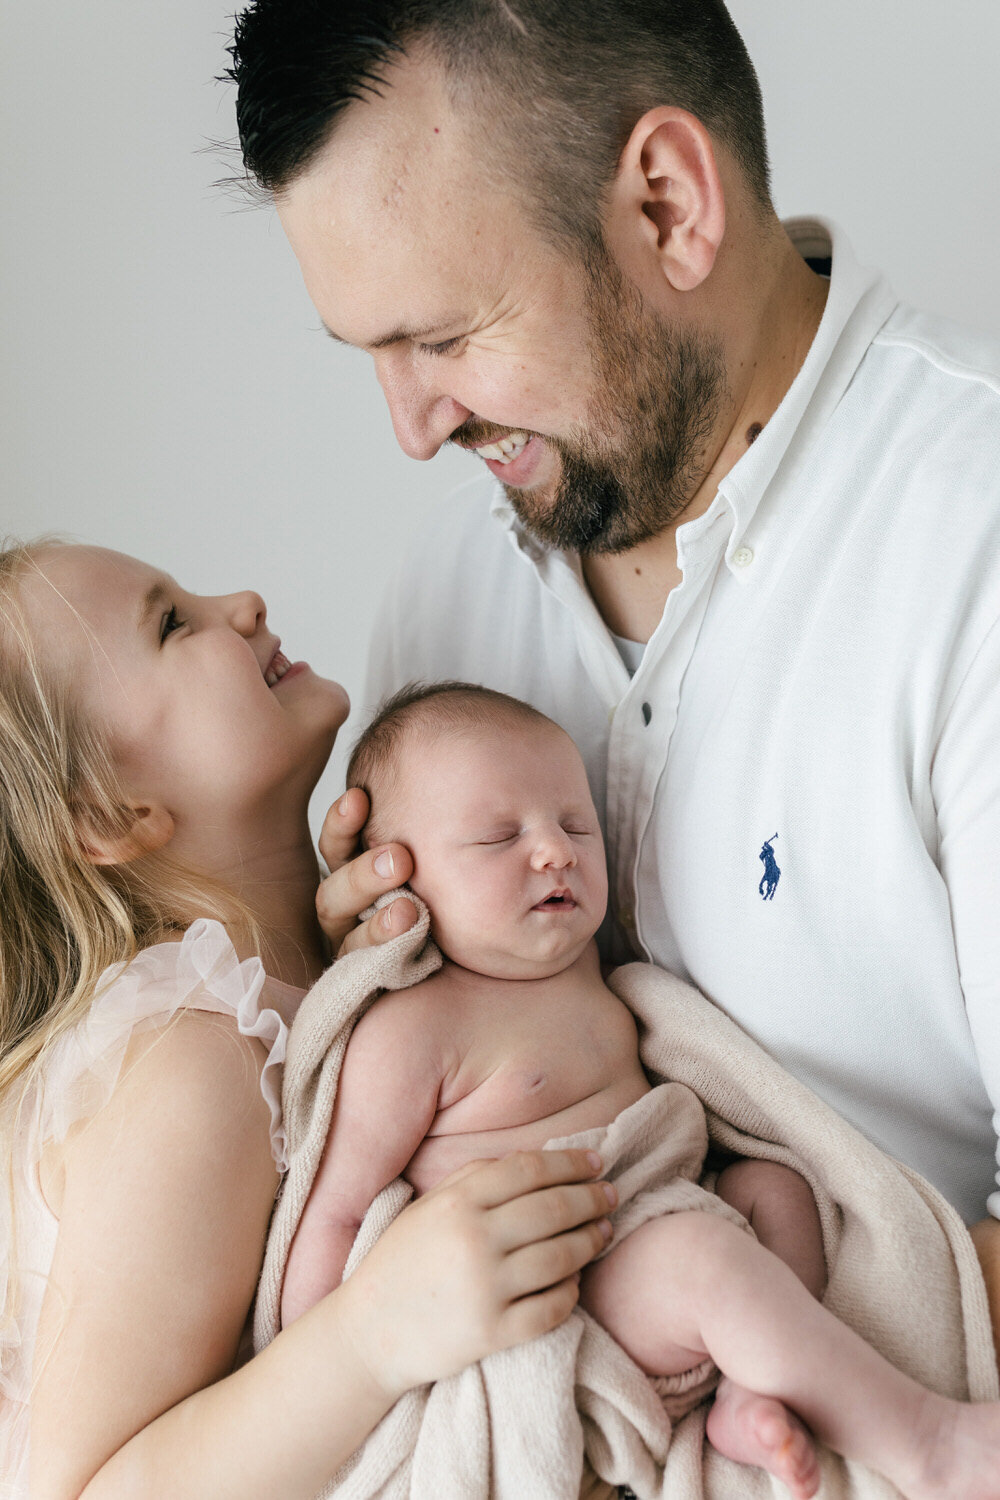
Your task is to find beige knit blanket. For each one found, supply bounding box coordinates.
[254,897,998,1498]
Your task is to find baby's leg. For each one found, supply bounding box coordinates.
[715,1158,827,1297]
[581,1214,818,1498]
[580,1210,1000,1499]
[710,1160,827,1474]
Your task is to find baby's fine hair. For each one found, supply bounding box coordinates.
[347,681,557,843]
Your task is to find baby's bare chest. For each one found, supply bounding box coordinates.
[403,972,649,1192]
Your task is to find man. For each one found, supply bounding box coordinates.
[228,0,1000,1341]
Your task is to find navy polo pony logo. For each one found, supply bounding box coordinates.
[758,833,780,901]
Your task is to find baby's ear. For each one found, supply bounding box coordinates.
[73,800,175,867]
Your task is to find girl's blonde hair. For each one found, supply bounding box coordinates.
[0,538,256,1360]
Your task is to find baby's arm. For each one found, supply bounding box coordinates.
[281,990,447,1326]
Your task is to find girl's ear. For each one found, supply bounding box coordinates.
[74,801,175,867]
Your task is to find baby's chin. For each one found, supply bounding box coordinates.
[444,935,598,982]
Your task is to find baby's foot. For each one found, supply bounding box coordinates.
[706,1377,820,1499]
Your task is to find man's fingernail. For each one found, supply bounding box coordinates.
[374,850,394,879]
[586,1151,602,1171]
[337,794,351,815]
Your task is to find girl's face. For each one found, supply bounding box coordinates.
[20,545,349,847]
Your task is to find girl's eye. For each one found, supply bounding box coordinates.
[159,606,185,643]
[564,827,593,837]
[420,336,463,357]
[479,832,517,845]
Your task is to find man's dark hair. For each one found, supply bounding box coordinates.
[228,0,771,256]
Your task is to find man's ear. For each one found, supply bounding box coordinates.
[605,106,726,295]
[74,801,175,867]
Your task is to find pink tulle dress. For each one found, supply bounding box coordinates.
[0,918,303,1498]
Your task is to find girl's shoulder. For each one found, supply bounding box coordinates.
[25,918,302,1175]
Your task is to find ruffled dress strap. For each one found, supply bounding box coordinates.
[28,916,299,1174]
[0,918,302,1495]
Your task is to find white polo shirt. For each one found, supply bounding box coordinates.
[366,220,1000,1226]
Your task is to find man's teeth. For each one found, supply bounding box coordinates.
[265,650,292,687]
[475,431,530,464]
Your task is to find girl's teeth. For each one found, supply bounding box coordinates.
[475,432,530,464]
[266,650,291,686]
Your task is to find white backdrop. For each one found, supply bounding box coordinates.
[4,2,1000,831]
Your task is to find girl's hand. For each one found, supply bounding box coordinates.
[335,1148,616,1400]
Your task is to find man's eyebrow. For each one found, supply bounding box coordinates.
[137,580,168,630]
[322,319,460,351]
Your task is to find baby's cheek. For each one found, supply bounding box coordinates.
[433,894,508,971]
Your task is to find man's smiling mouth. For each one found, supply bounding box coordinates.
[472,431,531,465]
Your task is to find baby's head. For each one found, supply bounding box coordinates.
[347,683,608,980]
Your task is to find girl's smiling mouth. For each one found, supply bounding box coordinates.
[264,644,294,686]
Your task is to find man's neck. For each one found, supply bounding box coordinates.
[582,239,829,644]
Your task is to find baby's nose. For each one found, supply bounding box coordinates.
[530,827,576,869]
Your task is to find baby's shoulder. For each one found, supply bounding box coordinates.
[352,970,457,1050]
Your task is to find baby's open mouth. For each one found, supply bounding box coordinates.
[533,889,576,911]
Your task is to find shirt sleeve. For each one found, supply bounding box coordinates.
[932,609,1000,1219]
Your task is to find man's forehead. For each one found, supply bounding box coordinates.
[288,51,470,226]
[276,55,536,345]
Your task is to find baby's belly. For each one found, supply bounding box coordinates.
[405,1073,650,1196]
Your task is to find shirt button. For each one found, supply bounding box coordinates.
[607,707,616,725]
[732,545,754,569]
[641,702,652,725]
[619,907,635,930]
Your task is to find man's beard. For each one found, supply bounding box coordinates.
[490,248,728,556]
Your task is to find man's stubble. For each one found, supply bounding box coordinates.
[499,246,729,557]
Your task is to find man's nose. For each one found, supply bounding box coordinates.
[223,589,267,636]
[374,350,469,461]
[529,826,577,871]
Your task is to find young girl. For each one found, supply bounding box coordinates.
[0,539,613,1500]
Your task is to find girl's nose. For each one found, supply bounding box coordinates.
[529,826,576,871]
[224,589,267,636]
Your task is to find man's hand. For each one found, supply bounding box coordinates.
[970,1215,1000,1366]
[316,788,417,955]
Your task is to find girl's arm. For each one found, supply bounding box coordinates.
[31,1009,611,1500]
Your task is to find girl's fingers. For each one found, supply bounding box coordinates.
[458,1149,604,1211]
[496,1275,583,1349]
[492,1180,618,1251]
[500,1221,613,1300]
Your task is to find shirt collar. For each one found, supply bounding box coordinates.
[491,219,899,579]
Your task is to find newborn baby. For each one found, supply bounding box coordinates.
[282,683,1000,1500]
